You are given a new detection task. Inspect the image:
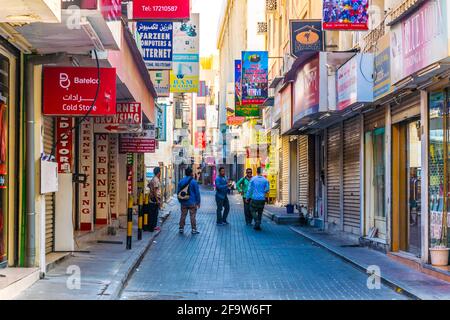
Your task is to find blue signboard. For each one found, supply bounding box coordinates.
[136,22,173,70]
[241,51,269,106]
[374,34,391,100]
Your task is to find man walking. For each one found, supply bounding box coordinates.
[215,167,230,225]
[147,167,162,232]
[246,167,270,231]
[177,167,201,234]
[237,168,253,225]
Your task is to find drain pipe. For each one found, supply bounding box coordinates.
[25,53,68,268]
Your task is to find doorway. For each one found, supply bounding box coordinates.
[315,133,325,221]
[289,138,298,205]
[392,118,422,257]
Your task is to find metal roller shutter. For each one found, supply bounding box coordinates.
[43,116,55,254]
[391,94,420,124]
[281,135,290,205]
[327,124,341,224]
[343,116,361,233]
[364,106,385,132]
[298,135,308,208]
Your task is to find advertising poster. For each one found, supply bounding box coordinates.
[170,14,200,93]
[136,22,173,70]
[290,20,324,57]
[132,0,190,20]
[241,51,268,105]
[322,0,369,31]
[234,60,260,118]
[293,56,320,122]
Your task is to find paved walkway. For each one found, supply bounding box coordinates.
[120,188,406,300]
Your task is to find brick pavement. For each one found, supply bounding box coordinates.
[120,188,406,300]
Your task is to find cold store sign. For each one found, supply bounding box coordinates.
[132,0,190,20]
[43,66,116,116]
[94,102,142,133]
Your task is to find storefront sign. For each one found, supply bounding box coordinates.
[136,22,173,70]
[234,60,260,117]
[195,131,206,150]
[390,0,448,85]
[132,0,190,20]
[336,53,374,111]
[79,119,94,231]
[93,102,142,133]
[280,84,292,134]
[43,66,116,116]
[149,70,170,97]
[108,134,118,219]
[241,51,268,105]
[374,34,391,100]
[293,56,320,122]
[56,117,74,173]
[127,154,133,195]
[170,14,200,93]
[95,134,109,224]
[268,174,277,198]
[322,0,369,31]
[227,116,246,126]
[290,20,324,57]
[156,104,167,141]
[120,124,156,153]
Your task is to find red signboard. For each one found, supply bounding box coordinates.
[100,0,121,21]
[94,102,142,133]
[43,66,116,116]
[56,117,74,173]
[195,131,206,150]
[132,0,190,20]
[120,137,156,153]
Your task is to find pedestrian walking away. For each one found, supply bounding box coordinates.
[236,168,254,225]
[147,167,162,232]
[177,167,201,234]
[215,167,231,225]
[246,167,270,231]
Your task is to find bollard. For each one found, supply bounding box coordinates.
[144,194,149,232]
[126,195,134,250]
[138,192,144,240]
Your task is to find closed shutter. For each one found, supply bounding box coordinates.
[364,106,385,132]
[43,116,55,254]
[298,135,308,208]
[343,116,361,234]
[327,124,341,224]
[281,135,290,205]
[391,95,420,124]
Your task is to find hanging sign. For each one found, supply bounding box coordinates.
[290,20,324,57]
[241,51,268,105]
[56,117,74,173]
[108,134,118,219]
[150,70,170,97]
[119,123,156,153]
[322,0,369,31]
[43,66,116,116]
[132,0,190,21]
[79,119,94,231]
[136,22,173,70]
[95,134,109,225]
[94,102,142,133]
[235,59,260,118]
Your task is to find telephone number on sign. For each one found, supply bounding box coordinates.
[147,6,178,12]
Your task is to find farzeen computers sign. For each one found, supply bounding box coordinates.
[136,22,173,70]
[43,66,116,116]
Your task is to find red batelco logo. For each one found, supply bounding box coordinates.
[59,72,100,90]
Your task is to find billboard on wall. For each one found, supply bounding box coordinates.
[149,70,170,97]
[241,51,268,105]
[322,0,369,31]
[390,0,448,85]
[280,84,292,135]
[136,22,173,70]
[293,56,320,123]
[170,13,200,93]
[374,34,391,100]
[234,59,260,118]
[132,0,190,21]
[43,66,116,116]
[290,20,324,57]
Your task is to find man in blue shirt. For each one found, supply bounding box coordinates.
[215,167,230,225]
[246,167,270,231]
[177,167,201,234]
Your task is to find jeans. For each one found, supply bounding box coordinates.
[216,195,230,223]
[250,200,265,227]
[243,197,253,224]
[179,206,197,230]
[148,203,159,232]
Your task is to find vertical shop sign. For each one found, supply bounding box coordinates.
[109,135,118,219]
[322,0,369,31]
[95,134,109,224]
[56,117,74,173]
[235,59,260,118]
[127,153,133,195]
[136,22,173,70]
[241,51,268,105]
[290,20,324,57]
[374,34,391,100]
[79,118,94,231]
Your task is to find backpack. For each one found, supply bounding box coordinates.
[178,177,193,201]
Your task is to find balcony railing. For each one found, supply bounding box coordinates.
[387,0,427,26]
[359,20,385,53]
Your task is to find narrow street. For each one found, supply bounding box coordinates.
[120,188,406,300]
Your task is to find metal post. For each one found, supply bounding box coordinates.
[138,192,143,240]
[126,195,133,250]
[143,193,149,232]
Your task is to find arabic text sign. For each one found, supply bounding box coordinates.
[136,22,173,70]
[43,67,116,116]
[241,51,268,105]
[132,0,190,20]
[322,0,369,31]
[93,102,142,133]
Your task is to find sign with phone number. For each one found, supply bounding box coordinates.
[133,0,190,20]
